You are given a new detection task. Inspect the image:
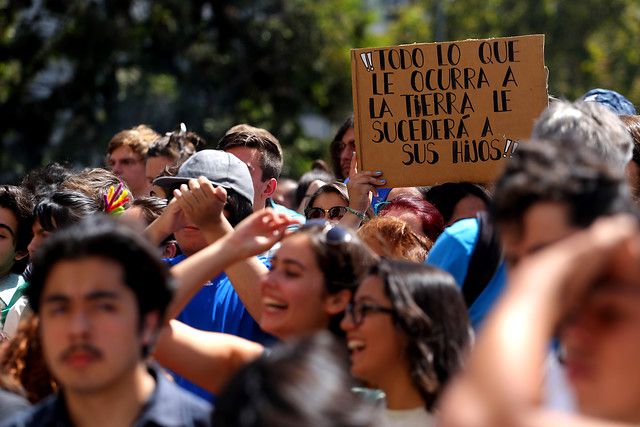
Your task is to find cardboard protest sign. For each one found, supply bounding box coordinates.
[351,34,548,187]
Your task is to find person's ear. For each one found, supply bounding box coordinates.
[324,289,352,315]
[263,178,277,199]
[141,311,161,350]
[162,242,178,258]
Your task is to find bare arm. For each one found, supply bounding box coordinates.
[170,178,298,321]
[143,198,187,246]
[154,320,264,394]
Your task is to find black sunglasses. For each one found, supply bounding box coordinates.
[305,206,348,221]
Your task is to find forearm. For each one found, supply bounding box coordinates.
[224,256,268,322]
[154,320,264,394]
[144,216,173,246]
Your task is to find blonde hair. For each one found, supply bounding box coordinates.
[107,124,160,159]
[358,216,432,262]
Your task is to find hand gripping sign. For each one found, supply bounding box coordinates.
[351,34,548,187]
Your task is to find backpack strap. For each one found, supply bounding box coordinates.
[461,211,502,307]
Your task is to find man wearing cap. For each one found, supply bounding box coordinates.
[148,149,272,401]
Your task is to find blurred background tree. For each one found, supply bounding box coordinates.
[1,0,639,182]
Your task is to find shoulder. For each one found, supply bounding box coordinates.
[0,389,30,423]
[0,395,62,427]
[428,218,479,258]
[143,367,212,427]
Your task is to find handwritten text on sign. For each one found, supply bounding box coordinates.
[351,35,548,187]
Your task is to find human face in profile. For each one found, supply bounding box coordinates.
[340,274,407,391]
[338,127,355,179]
[0,206,19,276]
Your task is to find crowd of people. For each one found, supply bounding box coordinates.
[0,86,639,427]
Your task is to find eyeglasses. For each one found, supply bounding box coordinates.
[305,206,348,221]
[345,301,395,326]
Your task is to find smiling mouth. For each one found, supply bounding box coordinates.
[347,339,366,353]
[262,297,288,312]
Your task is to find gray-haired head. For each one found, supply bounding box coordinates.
[532,99,633,167]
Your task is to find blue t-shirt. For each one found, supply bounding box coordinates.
[426,218,506,330]
[164,254,275,401]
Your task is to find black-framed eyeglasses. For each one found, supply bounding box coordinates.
[345,301,395,326]
[305,206,348,221]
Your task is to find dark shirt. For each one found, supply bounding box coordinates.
[0,365,212,427]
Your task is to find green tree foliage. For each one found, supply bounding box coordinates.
[1,0,639,182]
[0,0,374,181]
[383,0,640,103]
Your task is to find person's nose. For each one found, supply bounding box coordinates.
[69,310,91,340]
[27,235,40,258]
[340,308,356,332]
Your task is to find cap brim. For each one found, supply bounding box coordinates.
[152,175,192,188]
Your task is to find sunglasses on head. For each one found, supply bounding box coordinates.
[305,206,348,221]
[301,219,353,246]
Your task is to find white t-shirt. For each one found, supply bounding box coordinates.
[0,273,28,339]
[383,406,435,427]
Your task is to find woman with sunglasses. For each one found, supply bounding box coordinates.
[154,200,377,394]
[341,259,471,426]
[304,182,351,222]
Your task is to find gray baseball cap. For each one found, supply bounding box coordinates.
[153,149,254,205]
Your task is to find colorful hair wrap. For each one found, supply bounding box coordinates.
[103,183,130,215]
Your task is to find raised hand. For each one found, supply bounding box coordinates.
[173,176,227,232]
[346,151,386,213]
[225,209,300,259]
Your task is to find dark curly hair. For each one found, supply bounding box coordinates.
[0,315,57,403]
[33,190,102,233]
[147,127,204,164]
[371,259,471,411]
[493,138,632,237]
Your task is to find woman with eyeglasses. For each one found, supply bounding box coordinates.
[341,259,471,426]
